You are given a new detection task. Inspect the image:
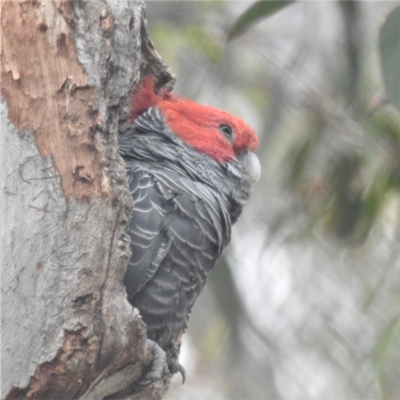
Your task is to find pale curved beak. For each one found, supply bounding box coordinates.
[237,150,261,183]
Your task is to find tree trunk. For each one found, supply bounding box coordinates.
[0,1,175,398]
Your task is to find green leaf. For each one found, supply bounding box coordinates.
[228,0,296,40]
[379,5,400,110]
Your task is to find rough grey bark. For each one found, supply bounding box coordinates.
[0,0,175,399]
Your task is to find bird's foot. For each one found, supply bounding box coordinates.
[136,339,185,386]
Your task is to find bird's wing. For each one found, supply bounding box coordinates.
[124,169,173,300]
[125,167,231,347]
[124,165,231,303]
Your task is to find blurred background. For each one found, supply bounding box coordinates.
[146,1,400,399]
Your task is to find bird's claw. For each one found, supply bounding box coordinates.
[168,357,186,384]
[136,339,185,386]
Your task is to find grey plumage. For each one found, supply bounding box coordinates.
[119,106,253,368]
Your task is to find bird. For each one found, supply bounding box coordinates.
[119,76,260,386]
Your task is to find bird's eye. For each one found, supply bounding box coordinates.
[219,124,234,141]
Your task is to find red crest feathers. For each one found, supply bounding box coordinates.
[129,76,259,163]
[129,76,174,121]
